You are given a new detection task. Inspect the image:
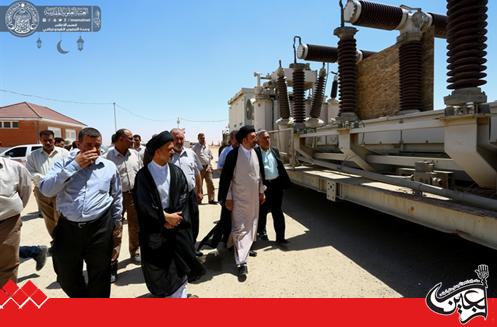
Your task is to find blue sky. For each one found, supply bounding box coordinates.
[0,0,496,144]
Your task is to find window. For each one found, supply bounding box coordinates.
[0,121,19,128]
[5,147,27,158]
[65,129,76,141]
[48,127,62,138]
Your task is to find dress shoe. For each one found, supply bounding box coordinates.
[110,262,118,283]
[208,200,218,205]
[35,246,48,271]
[258,233,269,241]
[195,250,204,257]
[276,238,289,244]
[237,264,248,282]
[131,253,141,264]
[249,250,257,257]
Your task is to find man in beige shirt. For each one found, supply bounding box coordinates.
[26,130,69,237]
[104,128,143,283]
[0,157,32,287]
[192,133,216,204]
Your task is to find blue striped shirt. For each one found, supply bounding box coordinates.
[39,152,122,223]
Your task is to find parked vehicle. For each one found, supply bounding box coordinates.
[0,144,42,164]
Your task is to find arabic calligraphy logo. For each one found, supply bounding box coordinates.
[426,264,489,324]
[5,1,40,37]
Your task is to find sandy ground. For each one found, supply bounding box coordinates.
[18,174,402,298]
[17,152,497,298]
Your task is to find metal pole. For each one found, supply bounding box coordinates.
[297,156,497,212]
[113,102,117,131]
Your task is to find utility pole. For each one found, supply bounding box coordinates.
[113,102,117,131]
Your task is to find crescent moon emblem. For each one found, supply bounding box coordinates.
[57,40,69,54]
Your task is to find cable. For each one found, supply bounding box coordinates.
[0,88,112,105]
[0,88,227,123]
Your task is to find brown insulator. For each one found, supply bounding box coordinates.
[298,44,338,63]
[355,0,404,30]
[310,68,327,119]
[276,71,290,119]
[292,64,306,124]
[446,0,488,90]
[399,40,423,112]
[429,12,448,38]
[336,35,358,114]
[298,43,377,63]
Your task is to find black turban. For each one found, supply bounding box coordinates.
[145,131,173,156]
[236,125,255,144]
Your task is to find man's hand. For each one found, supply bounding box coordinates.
[225,199,233,211]
[164,211,182,228]
[259,193,266,204]
[75,149,99,168]
[196,191,203,203]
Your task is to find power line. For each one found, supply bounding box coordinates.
[0,88,112,105]
[0,88,227,123]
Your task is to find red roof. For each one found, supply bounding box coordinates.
[0,102,85,126]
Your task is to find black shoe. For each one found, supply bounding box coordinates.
[258,233,269,241]
[110,262,118,283]
[237,265,248,282]
[208,200,218,205]
[35,246,48,271]
[276,238,289,244]
[195,250,204,257]
[249,250,257,257]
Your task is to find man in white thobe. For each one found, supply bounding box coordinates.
[220,125,265,281]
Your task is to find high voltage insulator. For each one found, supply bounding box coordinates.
[276,67,291,119]
[335,27,358,115]
[344,0,448,38]
[292,64,306,124]
[310,66,327,119]
[399,40,423,112]
[446,0,488,90]
[297,43,376,63]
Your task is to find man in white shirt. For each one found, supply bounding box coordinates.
[26,130,69,237]
[170,128,203,255]
[133,134,145,161]
[0,157,32,287]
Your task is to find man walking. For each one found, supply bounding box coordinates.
[192,133,216,204]
[104,128,142,282]
[255,130,291,243]
[170,128,204,256]
[40,127,122,298]
[218,125,265,281]
[0,157,31,287]
[26,130,69,237]
[133,134,145,160]
[133,131,205,298]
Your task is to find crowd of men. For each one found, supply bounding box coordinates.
[0,124,290,297]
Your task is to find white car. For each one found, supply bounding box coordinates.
[0,144,43,165]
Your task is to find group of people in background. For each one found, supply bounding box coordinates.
[0,123,290,298]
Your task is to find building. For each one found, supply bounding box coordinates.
[0,102,86,147]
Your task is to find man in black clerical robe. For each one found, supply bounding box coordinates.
[133,131,205,297]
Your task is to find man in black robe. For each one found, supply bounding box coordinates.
[133,131,205,298]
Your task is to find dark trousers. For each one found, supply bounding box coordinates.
[258,179,285,240]
[189,190,200,242]
[19,246,42,259]
[52,210,114,298]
